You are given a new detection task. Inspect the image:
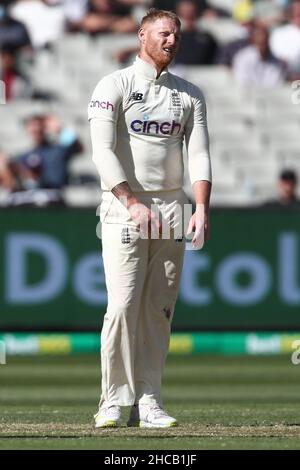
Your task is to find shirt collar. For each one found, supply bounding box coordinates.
[134,55,168,82]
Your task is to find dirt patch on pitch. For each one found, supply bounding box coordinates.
[1,423,300,439]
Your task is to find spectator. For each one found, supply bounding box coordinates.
[152,0,177,10]
[233,23,285,87]
[0,46,56,101]
[80,0,138,34]
[152,0,183,12]
[118,0,151,6]
[10,0,66,49]
[0,3,31,51]
[0,46,32,101]
[0,151,16,191]
[152,0,228,17]
[117,0,152,24]
[252,0,286,28]
[173,0,218,65]
[217,21,252,67]
[217,36,250,67]
[263,169,300,208]
[270,0,300,79]
[218,1,286,67]
[63,0,89,32]
[16,114,83,190]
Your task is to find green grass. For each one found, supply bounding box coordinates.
[1,354,300,449]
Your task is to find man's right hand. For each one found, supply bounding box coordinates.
[127,200,162,239]
[111,181,162,239]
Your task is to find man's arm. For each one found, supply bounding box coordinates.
[185,87,212,187]
[90,118,128,190]
[192,180,211,212]
[89,75,129,190]
[185,85,212,247]
[88,77,160,235]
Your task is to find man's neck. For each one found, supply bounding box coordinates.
[34,138,48,147]
[138,53,165,78]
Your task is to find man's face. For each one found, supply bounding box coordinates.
[26,118,46,144]
[291,2,300,28]
[176,0,198,23]
[252,26,269,56]
[90,0,114,14]
[278,178,297,200]
[139,18,181,68]
[0,51,15,70]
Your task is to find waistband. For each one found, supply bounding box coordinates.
[101,188,183,196]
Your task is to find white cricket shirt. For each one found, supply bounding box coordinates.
[88,56,211,192]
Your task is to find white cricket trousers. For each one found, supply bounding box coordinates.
[98,189,188,408]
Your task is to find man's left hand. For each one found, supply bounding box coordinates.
[187,205,209,249]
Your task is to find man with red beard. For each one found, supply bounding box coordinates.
[88,8,212,428]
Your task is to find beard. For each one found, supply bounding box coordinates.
[145,41,176,68]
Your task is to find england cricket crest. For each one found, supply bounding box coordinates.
[169,90,183,119]
[121,227,131,244]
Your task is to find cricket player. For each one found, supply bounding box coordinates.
[88,8,212,428]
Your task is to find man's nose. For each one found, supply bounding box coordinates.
[167,34,177,46]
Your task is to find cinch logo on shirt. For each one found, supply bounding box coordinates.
[89,100,114,111]
[130,119,181,135]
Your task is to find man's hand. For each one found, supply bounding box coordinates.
[188,181,211,249]
[127,200,162,239]
[187,204,209,249]
[111,181,161,239]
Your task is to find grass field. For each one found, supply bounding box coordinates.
[1,354,300,450]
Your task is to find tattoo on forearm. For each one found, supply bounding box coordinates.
[111,181,133,200]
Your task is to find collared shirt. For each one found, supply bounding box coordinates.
[233,45,285,87]
[88,56,211,192]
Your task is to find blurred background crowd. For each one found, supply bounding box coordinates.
[1,0,300,208]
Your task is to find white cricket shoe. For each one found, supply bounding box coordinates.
[127,404,178,428]
[94,405,122,428]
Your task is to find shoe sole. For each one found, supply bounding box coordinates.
[127,421,178,428]
[95,420,121,428]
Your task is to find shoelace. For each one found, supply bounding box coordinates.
[95,406,120,419]
[105,406,120,418]
[145,404,167,418]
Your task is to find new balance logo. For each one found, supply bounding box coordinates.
[130,92,143,101]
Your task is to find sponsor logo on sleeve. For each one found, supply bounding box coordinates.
[89,100,114,111]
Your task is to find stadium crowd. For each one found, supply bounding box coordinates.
[1,0,299,72]
[1,0,300,205]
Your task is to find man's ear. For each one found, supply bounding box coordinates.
[138,27,146,44]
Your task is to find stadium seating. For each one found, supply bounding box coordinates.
[1,30,300,207]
